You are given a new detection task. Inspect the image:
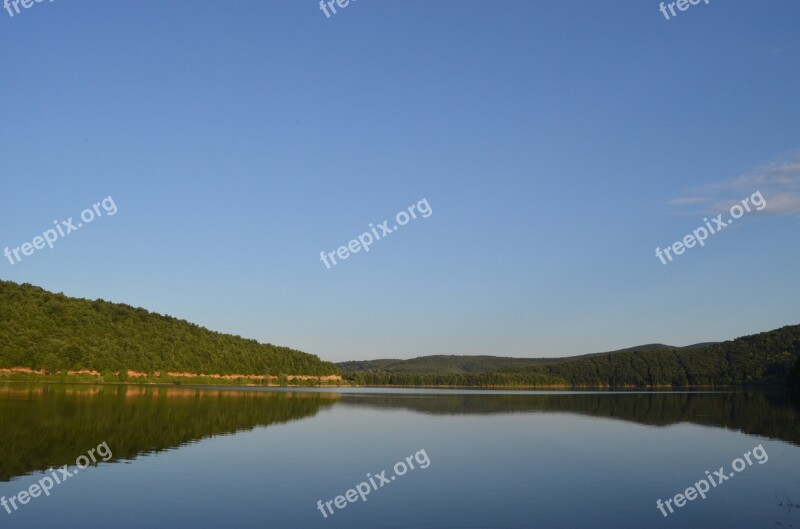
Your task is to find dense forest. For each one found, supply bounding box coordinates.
[339,325,800,389]
[2,280,798,389]
[0,281,340,377]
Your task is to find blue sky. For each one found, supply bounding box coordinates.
[1,0,798,361]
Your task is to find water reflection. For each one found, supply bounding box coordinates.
[2,384,798,482]
[339,390,800,444]
[0,384,336,481]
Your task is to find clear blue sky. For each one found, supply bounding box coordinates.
[1,0,798,361]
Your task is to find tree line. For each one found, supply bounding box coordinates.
[340,325,800,389]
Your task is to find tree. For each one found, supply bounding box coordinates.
[42,353,61,374]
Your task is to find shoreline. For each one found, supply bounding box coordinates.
[0,367,791,391]
[0,375,784,392]
[0,367,344,387]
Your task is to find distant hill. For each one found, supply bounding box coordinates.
[3,280,797,390]
[0,281,339,377]
[338,355,556,375]
[337,343,709,374]
[338,326,800,388]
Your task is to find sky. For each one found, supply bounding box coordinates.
[1,0,798,362]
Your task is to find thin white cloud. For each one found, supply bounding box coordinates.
[670,153,800,216]
[753,193,800,215]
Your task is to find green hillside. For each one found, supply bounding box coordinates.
[338,344,696,374]
[338,355,552,374]
[339,325,800,388]
[0,281,339,377]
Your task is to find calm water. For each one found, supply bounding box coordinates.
[1,384,799,528]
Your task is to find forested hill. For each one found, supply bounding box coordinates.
[338,344,699,374]
[0,281,339,376]
[339,325,800,388]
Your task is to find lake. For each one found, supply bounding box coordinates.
[1,384,799,528]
